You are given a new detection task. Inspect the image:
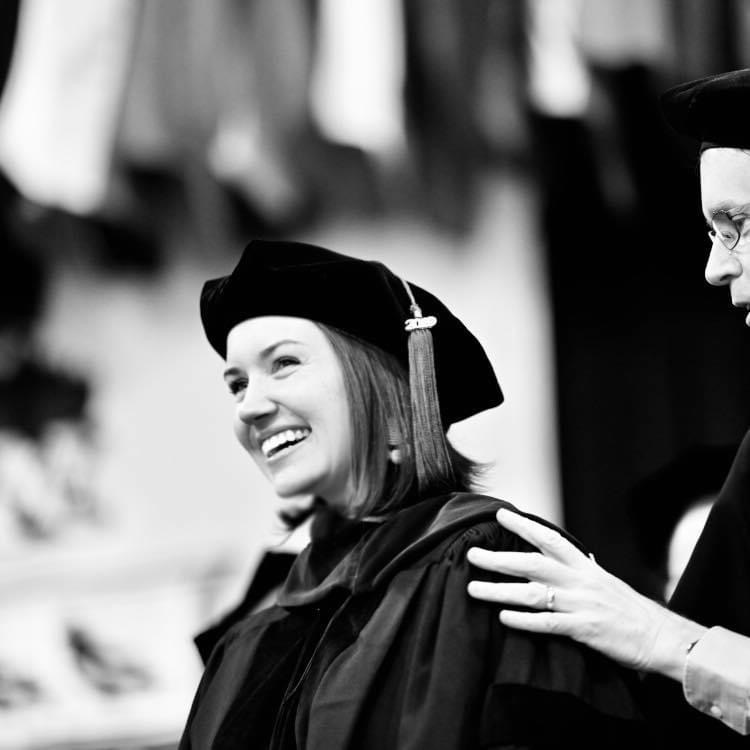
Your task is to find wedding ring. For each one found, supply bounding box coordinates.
[545,586,556,611]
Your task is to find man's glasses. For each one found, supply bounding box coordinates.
[708,208,749,252]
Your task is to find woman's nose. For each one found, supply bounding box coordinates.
[705,240,743,286]
[237,384,277,424]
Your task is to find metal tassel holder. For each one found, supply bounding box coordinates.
[401,279,454,490]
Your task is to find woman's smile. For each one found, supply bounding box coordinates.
[260,427,312,460]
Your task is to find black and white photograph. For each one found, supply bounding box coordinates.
[2,1,750,748]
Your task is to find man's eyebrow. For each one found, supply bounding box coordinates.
[726,201,750,216]
[704,202,731,227]
[223,339,303,380]
[705,200,750,220]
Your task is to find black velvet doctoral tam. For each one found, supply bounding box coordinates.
[660,68,750,149]
[200,239,503,426]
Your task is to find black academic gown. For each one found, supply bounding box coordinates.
[645,430,750,746]
[180,493,647,749]
[669,429,750,635]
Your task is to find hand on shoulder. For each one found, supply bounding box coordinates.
[467,508,706,677]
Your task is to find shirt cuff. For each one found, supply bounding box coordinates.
[683,626,750,735]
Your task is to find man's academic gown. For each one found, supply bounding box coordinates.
[180,493,647,749]
[645,430,750,746]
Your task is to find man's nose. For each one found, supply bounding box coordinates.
[705,240,742,286]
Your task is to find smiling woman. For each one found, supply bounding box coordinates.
[179,239,649,749]
[224,317,355,512]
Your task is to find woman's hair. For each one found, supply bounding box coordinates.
[317,323,484,520]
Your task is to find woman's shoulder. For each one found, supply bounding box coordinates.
[370,493,569,578]
[436,492,584,558]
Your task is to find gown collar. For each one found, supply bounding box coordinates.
[277,493,506,608]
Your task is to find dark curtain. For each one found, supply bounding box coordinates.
[531,61,750,585]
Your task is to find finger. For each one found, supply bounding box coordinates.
[498,608,576,636]
[496,508,588,566]
[467,547,560,583]
[467,580,550,609]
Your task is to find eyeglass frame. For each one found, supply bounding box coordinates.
[707,205,750,252]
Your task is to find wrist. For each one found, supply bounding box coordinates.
[647,610,708,682]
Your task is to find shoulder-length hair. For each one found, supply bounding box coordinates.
[317,323,484,520]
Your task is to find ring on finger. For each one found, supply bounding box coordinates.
[545,585,556,611]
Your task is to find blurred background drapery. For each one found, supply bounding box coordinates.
[2,1,750,747]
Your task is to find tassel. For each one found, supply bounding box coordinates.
[402,281,454,490]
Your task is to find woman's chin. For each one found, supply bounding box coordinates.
[274,492,315,508]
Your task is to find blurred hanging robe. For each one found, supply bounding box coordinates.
[309,0,406,159]
[0,0,137,214]
[180,494,648,749]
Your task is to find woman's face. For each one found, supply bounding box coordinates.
[224,316,354,512]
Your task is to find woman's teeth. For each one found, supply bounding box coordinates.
[261,429,311,458]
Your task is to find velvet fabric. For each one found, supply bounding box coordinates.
[660,68,750,150]
[199,239,503,426]
[181,494,648,749]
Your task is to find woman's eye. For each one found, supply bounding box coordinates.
[227,379,247,397]
[272,356,299,373]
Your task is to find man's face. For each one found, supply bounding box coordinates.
[701,148,750,326]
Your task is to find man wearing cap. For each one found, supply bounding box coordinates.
[468,68,750,744]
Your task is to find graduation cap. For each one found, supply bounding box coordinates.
[200,239,503,486]
[660,68,750,149]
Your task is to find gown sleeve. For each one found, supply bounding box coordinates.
[299,517,650,750]
[669,428,750,635]
[642,430,750,747]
